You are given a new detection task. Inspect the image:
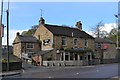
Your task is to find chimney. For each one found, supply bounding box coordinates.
[39,17,45,25]
[76,21,82,31]
[16,32,20,36]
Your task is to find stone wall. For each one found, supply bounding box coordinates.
[2,62,22,71]
[13,42,40,58]
[103,44,117,59]
[54,36,95,50]
[13,43,22,58]
[34,25,53,50]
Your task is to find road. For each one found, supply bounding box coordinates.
[2,63,118,79]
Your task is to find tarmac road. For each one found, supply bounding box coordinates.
[2,63,119,80]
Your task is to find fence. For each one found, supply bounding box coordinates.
[2,62,22,71]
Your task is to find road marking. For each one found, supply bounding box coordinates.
[112,76,119,78]
[84,66,94,68]
[48,76,53,78]
[96,70,99,72]
[101,65,104,66]
[76,72,79,75]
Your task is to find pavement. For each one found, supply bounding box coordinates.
[0,63,119,78]
[0,62,42,77]
[0,70,22,77]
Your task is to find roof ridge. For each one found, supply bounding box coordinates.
[45,24,77,29]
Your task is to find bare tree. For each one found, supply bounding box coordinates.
[90,21,108,38]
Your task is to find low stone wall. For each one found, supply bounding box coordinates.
[43,61,83,66]
[2,62,22,71]
[42,59,117,67]
[102,59,118,64]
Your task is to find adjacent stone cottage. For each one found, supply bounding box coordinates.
[95,38,117,63]
[13,32,40,62]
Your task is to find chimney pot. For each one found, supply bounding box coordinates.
[76,21,82,31]
[16,32,20,36]
[39,17,45,25]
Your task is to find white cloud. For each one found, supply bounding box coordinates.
[2,29,27,45]
[87,23,116,37]
[100,23,116,33]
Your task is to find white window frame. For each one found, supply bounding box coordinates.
[61,36,67,46]
[26,43,34,49]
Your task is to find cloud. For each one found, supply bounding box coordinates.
[100,23,116,33]
[87,23,116,37]
[2,29,27,45]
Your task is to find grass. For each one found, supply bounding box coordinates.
[0,59,18,63]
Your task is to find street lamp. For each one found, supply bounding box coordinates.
[6,0,9,71]
[114,14,120,63]
[114,14,119,49]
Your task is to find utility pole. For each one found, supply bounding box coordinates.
[6,0,9,71]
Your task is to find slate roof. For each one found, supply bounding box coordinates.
[44,24,94,39]
[95,38,116,44]
[15,35,38,43]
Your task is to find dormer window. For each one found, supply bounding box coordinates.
[62,37,67,46]
[26,43,34,49]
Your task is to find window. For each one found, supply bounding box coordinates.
[84,39,88,48]
[74,38,78,46]
[62,37,67,46]
[80,56,83,60]
[26,43,34,49]
[70,53,74,60]
[28,52,35,58]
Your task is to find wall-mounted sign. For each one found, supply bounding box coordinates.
[43,39,51,45]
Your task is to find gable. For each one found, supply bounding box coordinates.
[34,25,53,39]
[13,36,21,44]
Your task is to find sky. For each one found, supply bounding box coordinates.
[1,2,118,45]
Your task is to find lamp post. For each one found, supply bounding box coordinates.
[6,0,9,71]
[114,14,120,62]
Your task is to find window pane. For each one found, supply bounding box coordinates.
[62,37,66,45]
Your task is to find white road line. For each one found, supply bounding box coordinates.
[101,65,104,66]
[96,70,99,72]
[76,72,79,75]
[48,76,53,78]
[112,76,119,78]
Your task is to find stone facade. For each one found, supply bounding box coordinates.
[103,44,117,59]
[34,25,53,51]
[95,38,117,64]
[13,33,40,61]
[33,17,95,65]
[13,17,95,66]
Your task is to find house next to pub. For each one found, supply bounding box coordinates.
[95,38,117,64]
[13,17,96,66]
